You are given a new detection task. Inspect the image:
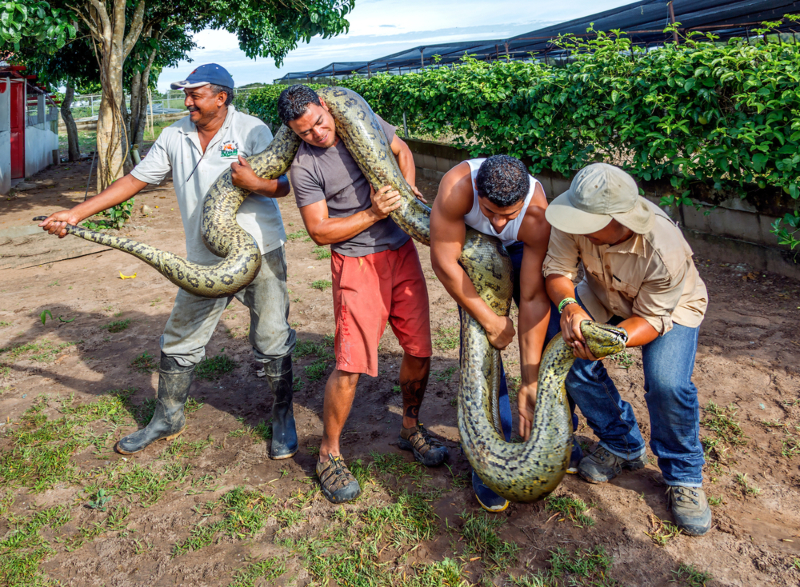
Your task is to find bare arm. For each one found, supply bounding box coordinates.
[390,135,420,196]
[299,185,401,246]
[430,162,515,349]
[516,205,552,440]
[230,156,291,198]
[39,174,148,237]
[545,274,658,360]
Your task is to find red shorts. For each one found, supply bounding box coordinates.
[331,239,432,377]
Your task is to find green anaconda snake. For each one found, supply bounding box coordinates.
[35,87,628,501]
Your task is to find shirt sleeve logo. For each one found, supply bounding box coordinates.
[220,140,240,158]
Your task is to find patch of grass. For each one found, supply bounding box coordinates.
[304,358,329,382]
[707,494,724,506]
[229,556,286,587]
[459,512,519,573]
[0,339,78,363]
[63,504,131,551]
[0,391,140,492]
[670,563,713,586]
[0,505,72,586]
[734,472,761,497]
[229,419,272,442]
[444,463,471,489]
[195,353,237,380]
[511,571,554,587]
[312,245,331,259]
[702,402,747,447]
[608,351,634,369]
[363,490,439,546]
[434,327,459,351]
[0,321,11,327]
[130,351,158,373]
[173,487,276,557]
[287,229,309,241]
[644,514,682,545]
[311,279,332,291]
[782,435,800,458]
[370,451,429,485]
[164,436,214,458]
[436,365,457,382]
[92,461,192,507]
[547,545,618,586]
[295,339,333,360]
[106,319,131,333]
[545,494,595,528]
[408,558,467,587]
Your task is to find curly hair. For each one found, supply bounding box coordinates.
[277,84,322,125]
[475,155,530,207]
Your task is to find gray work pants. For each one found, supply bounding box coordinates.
[160,246,296,367]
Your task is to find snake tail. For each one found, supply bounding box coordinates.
[32,125,302,298]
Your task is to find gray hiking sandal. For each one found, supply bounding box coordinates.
[316,454,361,504]
[398,423,449,467]
[666,486,712,536]
[577,446,647,483]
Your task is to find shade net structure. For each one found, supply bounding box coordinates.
[276,0,800,82]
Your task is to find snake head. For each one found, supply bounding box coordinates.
[580,321,629,358]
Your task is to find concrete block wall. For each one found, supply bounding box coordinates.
[405,137,800,279]
[0,80,9,195]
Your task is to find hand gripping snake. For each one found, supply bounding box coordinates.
[34,87,628,502]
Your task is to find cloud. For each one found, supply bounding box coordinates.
[156,0,634,91]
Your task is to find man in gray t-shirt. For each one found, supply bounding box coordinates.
[280,85,448,504]
[291,115,409,257]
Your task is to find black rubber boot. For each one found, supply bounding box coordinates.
[265,355,298,459]
[116,353,194,455]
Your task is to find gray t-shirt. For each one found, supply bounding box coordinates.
[289,116,409,257]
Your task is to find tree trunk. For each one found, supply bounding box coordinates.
[96,61,128,191]
[79,0,145,191]
[130,42,158,148]
[60,84,81,161]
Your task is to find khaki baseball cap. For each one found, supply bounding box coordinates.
[545,163,655,235]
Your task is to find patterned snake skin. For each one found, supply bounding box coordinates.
[35,87,628,501]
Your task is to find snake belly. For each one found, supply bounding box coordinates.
[37,85,627,502]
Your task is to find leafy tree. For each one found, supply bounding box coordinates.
[52,0,354,191]
[0,0,75,49]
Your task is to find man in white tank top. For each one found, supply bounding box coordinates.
[431,155,578,512]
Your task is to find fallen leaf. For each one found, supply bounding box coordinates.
[119,272,137,280]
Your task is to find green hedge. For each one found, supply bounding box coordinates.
[248,21,800,249]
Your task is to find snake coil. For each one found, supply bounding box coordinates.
[36,87,628,501]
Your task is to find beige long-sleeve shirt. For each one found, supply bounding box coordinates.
[543,201,708,334]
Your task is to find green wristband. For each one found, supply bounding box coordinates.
[558,297,578,314]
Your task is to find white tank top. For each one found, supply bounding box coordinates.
[463,158,540,247]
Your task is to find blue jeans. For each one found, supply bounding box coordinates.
[459,241,562,441]
[565,295,705,487]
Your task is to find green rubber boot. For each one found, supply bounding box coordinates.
[116,353,194,454]
[264,355,298,459]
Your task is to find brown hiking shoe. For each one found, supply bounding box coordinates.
[398,423,449,467]
[316,453,361,504]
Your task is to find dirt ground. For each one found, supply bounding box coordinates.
[1,157,799,587]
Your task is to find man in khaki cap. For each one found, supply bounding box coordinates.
[540,163,711,536]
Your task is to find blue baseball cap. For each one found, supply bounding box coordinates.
[170,63,234,90]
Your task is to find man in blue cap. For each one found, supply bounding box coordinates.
[39,64,299,461]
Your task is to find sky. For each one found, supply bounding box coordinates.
[157,0,636,92]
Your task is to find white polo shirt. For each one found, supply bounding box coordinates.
[131,105,286,265]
